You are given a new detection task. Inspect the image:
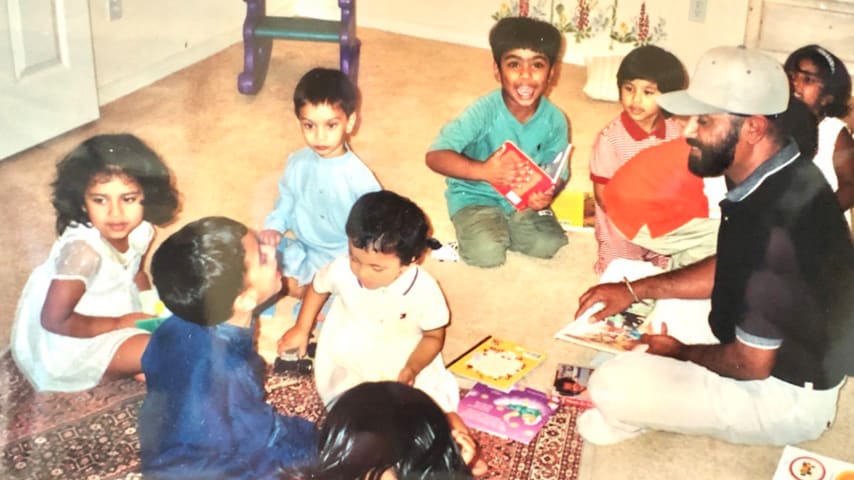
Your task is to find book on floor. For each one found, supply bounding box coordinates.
[458,382,559,445]
[772,445,854,480]
[447,336,546,392]
[551,363,594,409]
[553,300,656,354]
[491,141,572,211]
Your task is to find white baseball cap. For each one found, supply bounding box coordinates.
[657,46,789,116]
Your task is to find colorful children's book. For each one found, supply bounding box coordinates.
[458,382,559,445]
[553,300,656,354]
[551,363,594,409]
[447,336,546,392]
[772,445,854,480]
[491,141,572,211]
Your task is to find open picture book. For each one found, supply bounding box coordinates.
[556,259,665,354]
[554,300,656,354]
[491,140,572,211]
[447,336,546,392]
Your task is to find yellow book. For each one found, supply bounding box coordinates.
[552,190,592,230]
[447,336,546,392]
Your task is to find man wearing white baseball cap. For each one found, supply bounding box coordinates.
[574,46,854,445]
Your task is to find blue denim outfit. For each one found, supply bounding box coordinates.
[138,317,317,479]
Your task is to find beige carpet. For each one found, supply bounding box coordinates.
[0,28,852,479]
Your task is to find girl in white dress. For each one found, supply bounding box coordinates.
[784,45,854,224]
[11,134,179,392]
[278,190,483,473]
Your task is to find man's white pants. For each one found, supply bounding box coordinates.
[588,259,844,445]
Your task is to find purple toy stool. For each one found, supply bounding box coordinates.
[238,0,360,94]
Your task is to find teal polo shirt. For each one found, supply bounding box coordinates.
[428,89,570,216]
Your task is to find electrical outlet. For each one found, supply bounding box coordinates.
[108,0,122,21]
[688,0,707,22]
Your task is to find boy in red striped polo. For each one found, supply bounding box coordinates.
[589,45,687,274]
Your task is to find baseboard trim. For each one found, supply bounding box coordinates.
[359,18,488,52]
[97,29,242,106]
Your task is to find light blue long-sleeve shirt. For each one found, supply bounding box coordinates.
[264,146,380,285]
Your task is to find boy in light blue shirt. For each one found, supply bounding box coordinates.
[426,16,570,268]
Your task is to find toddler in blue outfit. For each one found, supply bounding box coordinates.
[139,216,317,480]
[259,68,380,317]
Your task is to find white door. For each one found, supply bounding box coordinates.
[0,0,99,160]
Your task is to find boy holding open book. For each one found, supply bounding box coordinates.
[425,16,570,268]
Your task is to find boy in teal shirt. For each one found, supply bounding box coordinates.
[426,16,570,268]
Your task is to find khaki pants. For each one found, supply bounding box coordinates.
[451,205,568,268]
[628,217,720,270]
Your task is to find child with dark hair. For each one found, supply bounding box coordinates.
[426,16,569,268]
[139,216,317,480]
[278,190,482,472]
[260,67,380,317]
[286,381,474,480]
[590,45,690,274]
[11,134,179,392]
[784,44,854,219]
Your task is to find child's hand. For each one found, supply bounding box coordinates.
[277,327,310,357]
[258,229,283,247]
[481,144,519,185]
[119,312,155,329]
[451,428,479,469]
[527,187,555,211]
[397,366,417,386]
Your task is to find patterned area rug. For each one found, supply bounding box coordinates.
[0,351,583,479]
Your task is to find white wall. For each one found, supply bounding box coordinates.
[88,0,295,104]
[87,0,751,104]
[297,0,750,73]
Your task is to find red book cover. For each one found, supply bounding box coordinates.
[491,141,571,210]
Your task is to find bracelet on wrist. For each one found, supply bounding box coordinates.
[622,276,650,305]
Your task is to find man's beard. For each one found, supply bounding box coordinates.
[686,119,742,177]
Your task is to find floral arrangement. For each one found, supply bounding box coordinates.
[555,1,610,43]
[491,0,666,47]
[608,2,666,47]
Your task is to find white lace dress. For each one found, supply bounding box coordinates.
[11,222,152,392]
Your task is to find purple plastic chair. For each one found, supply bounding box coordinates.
[238,0,360,94]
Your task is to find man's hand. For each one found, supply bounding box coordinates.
[277,326,310,357]
[258,229,283,247]
[575,282,634,322]
[639,323,685,358]
[526,187,555,211]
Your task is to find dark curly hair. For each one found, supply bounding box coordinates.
[345,191,433,266]
[51,134,180,235]
[784,44,852,118]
